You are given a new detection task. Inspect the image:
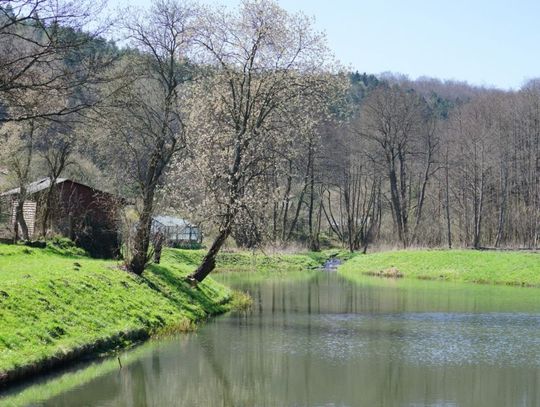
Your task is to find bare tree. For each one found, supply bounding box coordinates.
[355,85,430,247]
[448,95,498,248]
[0,121,38,240]
[0,0,113,123]
[97,0,196,275]
[317,122,382,253]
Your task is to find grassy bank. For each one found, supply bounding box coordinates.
[339,249,540,287]
[0,243,327,387]
[169,248,329,273]
[0,243,236,386]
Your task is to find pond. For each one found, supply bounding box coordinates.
[3,271,540,406]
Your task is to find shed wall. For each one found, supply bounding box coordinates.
[11,201,37,237]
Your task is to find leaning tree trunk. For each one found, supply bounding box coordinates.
[189,226,231,283]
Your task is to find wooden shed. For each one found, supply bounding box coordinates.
[0,178,122,257]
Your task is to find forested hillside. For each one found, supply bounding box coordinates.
[0,0,538,280]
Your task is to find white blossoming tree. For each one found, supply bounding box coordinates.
[171,0,338,283]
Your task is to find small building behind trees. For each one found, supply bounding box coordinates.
[151,215,202,248]
[0,178,122,258]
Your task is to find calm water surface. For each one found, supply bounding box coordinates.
[4,271,540,407]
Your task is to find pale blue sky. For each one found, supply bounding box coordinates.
[111,0,540,90]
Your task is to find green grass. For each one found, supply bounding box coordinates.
[214,269,321,287]
[0,245,327,404]
[167,248,329,273]
[0,242,330,385]
[339,249,540,286]
[0,243,234,384]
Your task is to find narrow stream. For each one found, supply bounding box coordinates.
[3,271,540,406]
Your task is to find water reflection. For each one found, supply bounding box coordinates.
[22,273,540,406]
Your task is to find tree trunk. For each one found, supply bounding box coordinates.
[473,172,485,249]
[15,197,30,241]
[41,180,57,238]
[495,165,508,247]
[445,153,452,249]
[388,164,406,246]
[307,159,316,250]
[12,215,19,244]
[411,145,433,244]
[280,163,293,242]
[311,197,323,252]
[190,226,231,283]
[285,185,307,242]
[128,193,154,275]
[153,232,165,264]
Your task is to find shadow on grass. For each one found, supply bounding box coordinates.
[141,264,227,316]
[45,246,87,259]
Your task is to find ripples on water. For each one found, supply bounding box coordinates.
[222,311,540,367]
[3,272,540,407]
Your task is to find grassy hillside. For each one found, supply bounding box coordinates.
[339,249,540,287]
[0,242,236,385]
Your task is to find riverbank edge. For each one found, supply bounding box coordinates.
[338,249,540,287]
[0,327,148,387]
[0,291,252,388]
[0,246,239,388]
[0,245,319,389]
[0,293,249,389]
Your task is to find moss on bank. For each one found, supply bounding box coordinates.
[339,249,540,287]
[0,244,234,386]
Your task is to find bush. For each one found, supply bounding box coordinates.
[49,236,77,249]
[47,237,87,257]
